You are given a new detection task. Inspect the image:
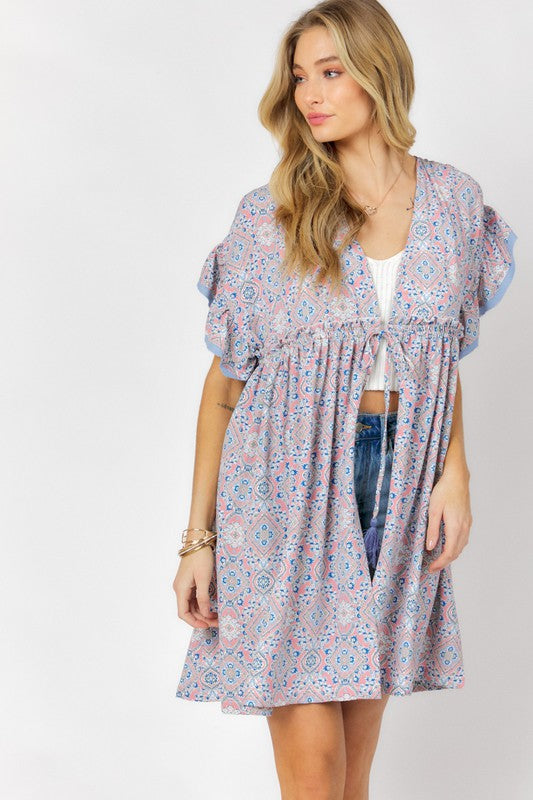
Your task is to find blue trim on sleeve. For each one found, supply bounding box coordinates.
[198,279,244,380]
[197,280,214,304]
[459,336,479,360]
[479,229,517,317]
[459,229,516,360]
[204,335,240,380]
[204,335,223,358]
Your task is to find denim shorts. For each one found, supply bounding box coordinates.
[354,410,398,581]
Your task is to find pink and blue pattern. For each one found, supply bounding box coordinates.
[176,155,517,716]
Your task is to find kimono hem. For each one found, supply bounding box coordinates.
[176,155,517,716]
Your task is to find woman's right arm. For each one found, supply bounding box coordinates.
[172,355,246,629]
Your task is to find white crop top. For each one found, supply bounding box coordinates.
[364,249,404,391]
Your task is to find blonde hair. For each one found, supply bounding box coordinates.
[257,0,416,294]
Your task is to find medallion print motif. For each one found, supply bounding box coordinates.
[176,156,517,715]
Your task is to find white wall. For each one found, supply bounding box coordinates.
[1,1,531,798]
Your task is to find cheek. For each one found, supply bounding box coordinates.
[332,83,371,114]
[294,90,305,111]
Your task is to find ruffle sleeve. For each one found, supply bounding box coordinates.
[459,190,517,359]
[196,196,261,381]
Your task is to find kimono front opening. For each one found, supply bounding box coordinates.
[176,155,517,716]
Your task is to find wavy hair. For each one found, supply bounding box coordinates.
[257,0,416,294]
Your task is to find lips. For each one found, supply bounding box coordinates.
[307,113,333,127]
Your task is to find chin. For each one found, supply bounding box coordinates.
[312,126,343,142]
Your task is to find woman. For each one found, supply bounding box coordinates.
[173,1,517,797]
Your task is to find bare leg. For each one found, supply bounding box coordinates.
[266,701,347,800]
[341,696,391,800]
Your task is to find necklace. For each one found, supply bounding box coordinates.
[351,152,407,216]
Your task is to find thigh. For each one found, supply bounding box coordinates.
[267,701,346,795]
[341,694,391,739]
[342,696,391,761]
[341,696,391,792]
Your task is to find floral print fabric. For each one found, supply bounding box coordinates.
[176,155,517,716]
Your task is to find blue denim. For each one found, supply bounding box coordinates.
[354,410,398,581]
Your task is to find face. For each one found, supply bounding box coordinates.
[291,26,375,145]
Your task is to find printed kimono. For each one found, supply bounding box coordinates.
[176,155,517,716]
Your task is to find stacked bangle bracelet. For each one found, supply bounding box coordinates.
[178,527,217,558]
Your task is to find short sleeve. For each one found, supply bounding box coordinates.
[459,186,517,360]
[196,195,261,381]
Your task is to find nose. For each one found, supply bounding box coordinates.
[301,77,325,107]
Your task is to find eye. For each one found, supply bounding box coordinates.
[291,69,342,85]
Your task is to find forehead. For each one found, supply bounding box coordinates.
[292,26,339,68]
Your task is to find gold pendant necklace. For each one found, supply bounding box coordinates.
[353,153,407,216]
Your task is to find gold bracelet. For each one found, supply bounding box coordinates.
[179,527,217,557]
[179,530,217,551]
[178,535,217,558]
[181,527,216,545]
[180,534,217,550]
[179,544,212,558]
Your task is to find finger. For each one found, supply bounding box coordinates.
[184,611,211,628]
[194,579,217,622]
[426,507,442,550]
[191,606,219,627]
[177,585,212,629]
[428,531,460,572]
[190,593,219,627]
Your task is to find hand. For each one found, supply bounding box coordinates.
[173,546,219,629]
[426,467,473,574]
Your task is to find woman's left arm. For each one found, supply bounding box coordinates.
[426,370,473,572]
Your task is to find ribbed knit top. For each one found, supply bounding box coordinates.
[363,249,404,391]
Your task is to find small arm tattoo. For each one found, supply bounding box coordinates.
[217,402,235,412]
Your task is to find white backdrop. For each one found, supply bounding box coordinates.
[1,1,532,798]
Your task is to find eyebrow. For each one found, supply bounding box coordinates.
[292,55,341,70]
